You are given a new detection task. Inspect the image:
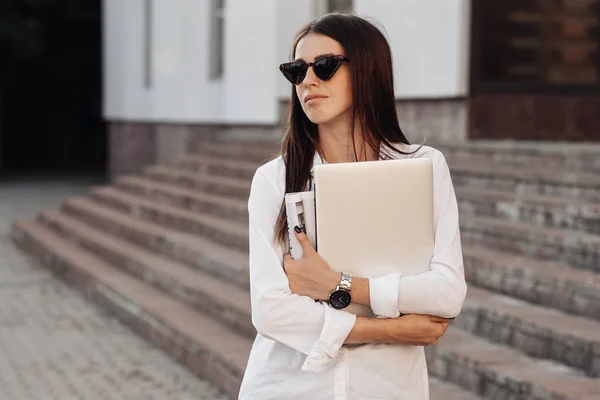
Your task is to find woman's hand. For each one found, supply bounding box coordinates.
[282,226,340,301]
[385,314,450,346]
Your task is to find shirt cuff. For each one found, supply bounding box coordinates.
[369,274,401,318]
[301,308,356,372]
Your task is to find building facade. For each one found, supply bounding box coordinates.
[103,0,600,178]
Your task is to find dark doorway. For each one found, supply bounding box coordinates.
[468,0,600,141]
[0,0,106,177]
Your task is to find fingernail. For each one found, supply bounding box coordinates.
[294,226,302,234]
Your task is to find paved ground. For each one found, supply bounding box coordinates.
[0,175,230,400]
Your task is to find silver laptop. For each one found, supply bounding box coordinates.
[313,158,434,317]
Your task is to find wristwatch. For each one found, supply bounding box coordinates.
[329,272,352,309]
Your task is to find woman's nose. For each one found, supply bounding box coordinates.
[302,65,320,87]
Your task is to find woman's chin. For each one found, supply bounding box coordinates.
[304,107,350,127]
[305,113,334,125]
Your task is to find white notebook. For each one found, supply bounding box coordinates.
[313,158,434,317]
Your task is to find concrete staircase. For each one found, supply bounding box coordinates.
[11,138,600,399]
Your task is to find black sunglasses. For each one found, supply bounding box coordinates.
[279,55,350,85]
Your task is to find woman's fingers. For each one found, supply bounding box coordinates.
[282,253,293,273]
[294,226,316,255]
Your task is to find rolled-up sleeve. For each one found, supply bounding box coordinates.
[368,152,467,319]
[248,167,356,372]
[369,274,401,318]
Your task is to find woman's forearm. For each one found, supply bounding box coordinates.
[348,277,370,306]
[344,315,385,344]
[344,314,450,346]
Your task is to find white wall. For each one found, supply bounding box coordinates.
[223,0,279,124]
[276,1,315,99]
[103,0,149,119]
[354,0,470,99]
[103,0,223,122]
[151,0,222,122]
[103,0,471,124]
[103,0,280,124]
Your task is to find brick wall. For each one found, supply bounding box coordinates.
[469,94,600,141]
[107,122,282,180]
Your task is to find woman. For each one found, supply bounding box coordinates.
[239,13,467,400]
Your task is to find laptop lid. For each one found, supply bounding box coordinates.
[314,157,434,317]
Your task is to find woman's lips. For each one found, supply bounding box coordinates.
[306,96,327,104]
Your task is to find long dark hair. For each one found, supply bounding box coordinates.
[274,12,422,247]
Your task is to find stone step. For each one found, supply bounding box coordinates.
[49,201,600,378]
[77,183,600,315]
[170,155,257,181]
[450,161,600,202]
[463,244,600,321]
[141,165,251,200]
[196,139,600,182]
[87,186,248,253]
[115,175,247,223]
[146,155,600,251]
[11,217,488,399]
[91,180,600,322]
[456,186,600,236]
[169,150,600,204]
[90,182,600,276]
[426,327,600,400]
[59,203,600,380]
[57,192,600,376]
[38,209,254,338]
[199,139,600,173]
[428,377,485,400]
[15,203,600,398]
[61,196,249,288]
[459,286,600,377]
[435,141,600,173]
[122,168,600,242]
[71,187,600,321]
[45,201,600,377]
[11,220,252,398]
[461,214,600,273]
[10,213,488,399]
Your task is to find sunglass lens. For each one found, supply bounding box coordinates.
[280,62,307,85]
[314,56,341,81]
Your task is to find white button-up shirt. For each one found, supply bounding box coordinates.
[239,143,467,400]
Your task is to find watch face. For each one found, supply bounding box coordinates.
[329,290,351,309]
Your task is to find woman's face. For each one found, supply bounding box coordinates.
[294,33,352,125]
